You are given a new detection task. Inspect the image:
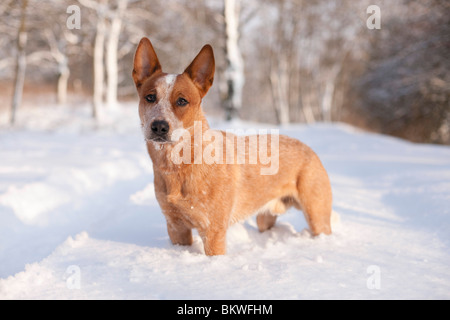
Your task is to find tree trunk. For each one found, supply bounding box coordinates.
[301,91,316,124]
[223,0,244,121]
[321,64,341,122]
[321,80,334,122]
[57,57,69,105]
[10,0,28,125]
[268,0,296,125]
[270,59,290,125]
[106,0,128,109]
[93,8,106,119]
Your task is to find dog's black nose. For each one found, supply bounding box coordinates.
[151,120,170,136]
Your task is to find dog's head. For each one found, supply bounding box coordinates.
[132,37,215,143]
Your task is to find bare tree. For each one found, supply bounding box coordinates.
[78,0,108,118]
[106,0,128,109]
[78,0,131,116]
[268,0,295,125]
[93,3,107,118]
[10,0,28,125]
[44,29,70,105]
[222,0,244,120]
[354,0,450,144]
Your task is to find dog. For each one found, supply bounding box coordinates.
[132,37,333,255]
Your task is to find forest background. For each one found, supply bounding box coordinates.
[1,0,449,144]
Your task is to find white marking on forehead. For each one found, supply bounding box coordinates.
[155,74,177,103]
[155,74,177,101]
[165,74,177,86]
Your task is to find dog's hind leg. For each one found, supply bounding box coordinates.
[256,197,292,232]
[296,155,332,236]
[256,212,277,232]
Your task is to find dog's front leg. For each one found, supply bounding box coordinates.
[199,227,227,256]
[166,216,193,246]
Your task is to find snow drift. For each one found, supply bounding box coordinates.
[0,105,449,299]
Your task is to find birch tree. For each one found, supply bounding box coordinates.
[106,0,128,109]
[269,0,294,125]
[93,3,106,118]
[10,0,28,125]
[222,0,244,120]
[45,29,70,105]
[77,0,107,118]
[79,0,129,117]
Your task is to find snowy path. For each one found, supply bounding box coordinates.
[1,109,449,299]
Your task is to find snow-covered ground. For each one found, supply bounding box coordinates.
[0,104,449,299]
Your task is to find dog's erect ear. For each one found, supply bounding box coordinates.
[183,45,215,98]
[132,37,162,89]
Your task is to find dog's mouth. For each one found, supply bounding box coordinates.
[142,127,172,144]
[146,135,172,144]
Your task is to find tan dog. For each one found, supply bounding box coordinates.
[132,37,332,255]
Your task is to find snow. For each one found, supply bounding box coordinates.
[1,103,450,299]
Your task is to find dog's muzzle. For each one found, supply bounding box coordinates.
[149,120,170,142]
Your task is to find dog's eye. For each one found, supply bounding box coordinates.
[145,94,157,103]
[176,97,188,107]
